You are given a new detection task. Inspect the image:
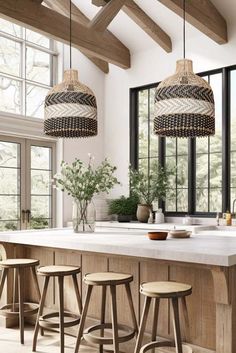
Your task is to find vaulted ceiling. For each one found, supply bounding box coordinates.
[0,0,230,74]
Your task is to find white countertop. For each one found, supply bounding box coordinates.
[1,227,236,267]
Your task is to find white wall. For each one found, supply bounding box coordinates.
[104,21,236,198]
[61,46,105,225]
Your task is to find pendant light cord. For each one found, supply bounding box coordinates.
[70,0,72,69]
[183,0,186,59]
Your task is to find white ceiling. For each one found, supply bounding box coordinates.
[73,0,235,54]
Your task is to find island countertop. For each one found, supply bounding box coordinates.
[0,227,236,267]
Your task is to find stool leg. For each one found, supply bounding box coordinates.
[181,296,190,343]
[74,285,93,353]
[31,266,44,336]
[125,283,138,334]
[32,276,49,352]
[134,296,151,353]
[171,297,183,353]
[99,285,107,353]
[110,285,119,353]
[151,298,160,342]
[58,276,65,353]
[18,268,24,344]
[72,274,82,314]
[12,268,17,312]
[0,268,8,299]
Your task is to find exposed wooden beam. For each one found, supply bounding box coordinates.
[92,0,172,53]
[44,0,109,73]
[158,0,228,44]
[89,0,126,32]
[123,0,172,53]
[0,0,130,69]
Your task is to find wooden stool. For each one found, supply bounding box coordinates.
[0,258,41,344]
[135,281,192,353]
[32,265,82,353]
[74,272,138,353]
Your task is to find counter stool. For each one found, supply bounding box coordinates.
[0,258,41,344]
[135,281,192,353]
[32,265,82,353]
[74,272,138,353]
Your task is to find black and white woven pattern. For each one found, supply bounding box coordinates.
[154,60,215,138]
[44,91,97,138]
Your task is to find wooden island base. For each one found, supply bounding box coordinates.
[1,241,236,353]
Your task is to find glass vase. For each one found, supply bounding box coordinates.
[72,199,96,233]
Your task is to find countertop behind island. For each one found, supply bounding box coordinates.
[0,227,236,266]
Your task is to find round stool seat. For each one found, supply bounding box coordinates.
[84,272,133,285]
[141,281,192,298]
[37,265,80,277]
[0,258,39,268]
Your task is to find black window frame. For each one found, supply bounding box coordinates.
[130,64,236,217]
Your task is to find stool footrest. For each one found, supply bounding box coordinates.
[0,302,39,318]
[84,323,136,345]
[140,340,193,353]
[39,311,80,329]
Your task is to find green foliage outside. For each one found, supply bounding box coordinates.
[108,195,138,216]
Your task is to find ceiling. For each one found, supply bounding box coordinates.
[73,0,235,54]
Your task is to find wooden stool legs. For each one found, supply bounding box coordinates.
[134,296,151,353]
[32,276,49,351]
[171,297,183,353]
[58,276,65,353]
[99,285,106,353]
[110,285,119,353]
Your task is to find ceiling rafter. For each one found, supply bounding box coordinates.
[158,0,228,44]
[92,0,172,53]
[0,0,130,69]
[89,0,126,32]
[44,0,109,73]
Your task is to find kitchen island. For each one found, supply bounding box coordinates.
[0,227,235,353]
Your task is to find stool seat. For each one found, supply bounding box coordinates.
[141,281,192,298]
[0,258,39,268]
[37,265,80,277]
[84,272,133,285]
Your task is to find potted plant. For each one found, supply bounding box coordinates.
[108,195,138,222]
[129,166,174,223]
[54,155,120,233]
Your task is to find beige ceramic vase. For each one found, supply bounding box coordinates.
[136,204,151,223]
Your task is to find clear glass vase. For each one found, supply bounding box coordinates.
[72,199,96,233]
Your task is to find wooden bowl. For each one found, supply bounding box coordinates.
[147,231,168,240]
[169,230,191,238]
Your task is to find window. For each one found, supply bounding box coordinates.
[130,65,236,216]
[0,136,56,231]
[0,18,57,119]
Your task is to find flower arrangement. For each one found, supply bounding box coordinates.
[54,155,120,232]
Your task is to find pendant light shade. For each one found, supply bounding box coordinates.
[44,69,97,138]
[154,59,215,138]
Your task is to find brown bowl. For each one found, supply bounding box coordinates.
[147,231,168,240]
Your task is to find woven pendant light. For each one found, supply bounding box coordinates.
[44,1,97,138]
[154,1,215,138]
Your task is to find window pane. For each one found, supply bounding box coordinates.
[196,138,208,154]
[30,218,50,230]
[0,37,21,76]
[166,138,176,156]
[231,70,236,208]
[177,189,188,212]
[138,90,149,158]
[0,168,20,194]
[0,195,20,220]
[231,152,236,188]
[138,158,148,177]
[165,189,176,212]
[196,154,208,188]
[177,156,188,188]
[196,189,208,212]
[31,170,51,195]
[178,138,188,155]
[210,189,222,212]
[31,146,51,170]
[26,84,48,118]
[0,19,22,37]
[26,29,50,48]
[0,76,21,114]
[31,195,50,219]
[210,73,222,153]
[0,141,20,168]
[0,220,19,231]
[26,47,50,85]
[210,153,222,188]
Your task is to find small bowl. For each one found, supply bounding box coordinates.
[147,231,168,240]
[169,230,191,238]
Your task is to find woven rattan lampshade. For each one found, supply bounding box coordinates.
[154,59,215,138]
[44,69,97,138]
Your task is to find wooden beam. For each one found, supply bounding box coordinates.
[89,0,126,32]
[158,0,228,44]
[92,0,172,53]
[44,0,109,73]
[123,0,172,53]
[0,0,130,69]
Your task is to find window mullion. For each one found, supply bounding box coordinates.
[22,32,26,116]
[188,138,195,215]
